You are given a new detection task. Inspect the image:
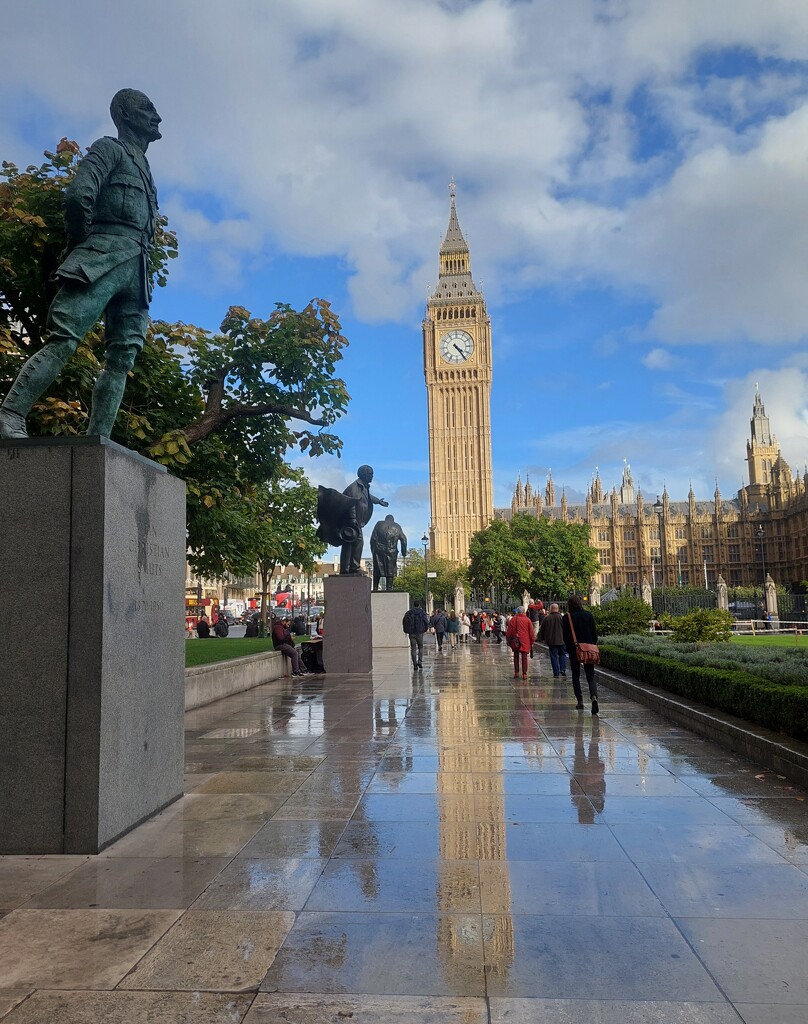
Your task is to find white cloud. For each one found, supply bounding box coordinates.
[3,0,808,341]
[642,348,675,370]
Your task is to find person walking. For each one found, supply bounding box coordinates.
[446,610,460,649]
[431,608,448,651]
[470,613,482,643]
[492,612,504,645]
[527,600,541,639]
[506,606,534,680]
[539,602,567,678]
[403,600,431,669]
[562,595,599,714]
[459,610,471,644]
[272,615,306,676]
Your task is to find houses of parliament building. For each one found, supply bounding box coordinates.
[422,188,807,593]
[498,390,808,593]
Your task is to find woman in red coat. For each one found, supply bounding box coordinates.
[506,606,534,680]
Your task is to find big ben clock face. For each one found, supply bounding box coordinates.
[440,329,474,364]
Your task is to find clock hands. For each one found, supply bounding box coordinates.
[453,343,464,355]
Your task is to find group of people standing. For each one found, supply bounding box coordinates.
[426,608,508,650]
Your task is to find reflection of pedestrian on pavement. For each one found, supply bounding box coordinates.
[572,717,605,823]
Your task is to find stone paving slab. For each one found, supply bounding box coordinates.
[2,642,808,1018]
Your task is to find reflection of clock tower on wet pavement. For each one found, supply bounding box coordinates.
[424,181,494,562]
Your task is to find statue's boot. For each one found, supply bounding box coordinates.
[0,343,73,439]
[87,368,128,437]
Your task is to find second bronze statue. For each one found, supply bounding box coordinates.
[370,515,407,591]
[316,465,389,575]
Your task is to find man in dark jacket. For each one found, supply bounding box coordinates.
[539,602,567,678]
[403,600,430,669]
[430,609,448,651]
[561,595,599,714]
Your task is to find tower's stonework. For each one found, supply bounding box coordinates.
[424,184,494,562]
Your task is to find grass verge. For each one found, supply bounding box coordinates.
[185,636,313,668]
[732,635,808,647]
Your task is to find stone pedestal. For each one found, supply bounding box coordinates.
[0,437,186,854]
[323,575,372,673]
[371,591,409,648]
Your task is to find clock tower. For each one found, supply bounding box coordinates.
[424,182,494,562]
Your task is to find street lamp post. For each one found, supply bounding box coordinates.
[422,533,429,610]
[653,496,666,616]
[757,525,766,621]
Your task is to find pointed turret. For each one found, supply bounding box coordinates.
[431,181,483,302]
[620,460,635,504]
[750,387,773,445]
[515,474,524,507]
[546,471,556,507]
[591,468,604,504]
[746,387,781,502]
[560,488,568,520]
[524,474,533,504]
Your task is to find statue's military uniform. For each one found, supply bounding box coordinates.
[0,89,163,441]
[50,135,158,364]
[2,137,158,437]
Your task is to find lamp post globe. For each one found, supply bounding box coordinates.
[653,496,665,615]
[422,533,429,610]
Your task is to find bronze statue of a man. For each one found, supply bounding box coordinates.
[316,465,389,575]
[370,514,407,591]
[0,88,162,440]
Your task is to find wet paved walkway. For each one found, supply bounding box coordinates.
[2,640,808,1022]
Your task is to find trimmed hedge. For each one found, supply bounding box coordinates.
[600,644,808,743]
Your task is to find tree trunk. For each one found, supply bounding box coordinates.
[259,562,276,625]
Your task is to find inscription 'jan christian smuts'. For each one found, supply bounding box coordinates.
[129,536,171,577]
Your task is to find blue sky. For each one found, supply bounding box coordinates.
[5,1,808,548]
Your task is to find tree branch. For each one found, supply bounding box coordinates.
[184,394,327,445]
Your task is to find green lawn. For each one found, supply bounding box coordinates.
[732,634,808,648]
[186,638,276,667]
[185,636,310,668]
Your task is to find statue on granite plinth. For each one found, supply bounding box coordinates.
[370,514,407,591]
[316,464,388,575]
[0,89,162,440]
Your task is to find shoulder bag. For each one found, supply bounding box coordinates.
[567,613,600,665]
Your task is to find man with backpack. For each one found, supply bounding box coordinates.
[430,608,448,651]
[402,600,431,669]
[214,613,230,638]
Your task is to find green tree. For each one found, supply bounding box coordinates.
[468,519,524,598]
[469,514,599,600]
[239,471,325,626]
[0,142,351,579]
[393,551,467,608]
